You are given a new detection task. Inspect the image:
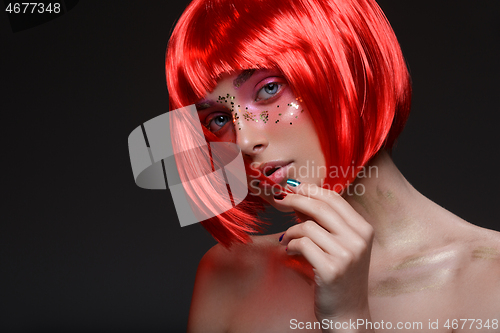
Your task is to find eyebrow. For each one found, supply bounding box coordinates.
[195,100,215,111]
[196,69,256,110]
[233,69,255,89]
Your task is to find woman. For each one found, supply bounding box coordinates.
[165,0,500,331]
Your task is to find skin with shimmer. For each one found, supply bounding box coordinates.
[188,71,500,333]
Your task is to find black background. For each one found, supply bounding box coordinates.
[1,1,498,332]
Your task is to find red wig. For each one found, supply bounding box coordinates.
[165,0,412,247]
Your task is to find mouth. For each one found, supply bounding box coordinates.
[259,160,292,177]
[254,161,293,193]
[264,166,282,177]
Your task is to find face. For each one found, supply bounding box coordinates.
[196,69,326,211]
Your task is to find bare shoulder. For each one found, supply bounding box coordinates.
[458,223,500,273]
[187,234,279,333]
[453,223,500,318]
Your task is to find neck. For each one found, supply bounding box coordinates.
[344,150,439,252]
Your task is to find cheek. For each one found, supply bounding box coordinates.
[275,97,306,126]
[267,98,314,142]
[234,97,308,133]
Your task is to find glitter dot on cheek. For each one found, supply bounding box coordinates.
[272,99,304,125]
[260,111,269,124]
[243,111,256,121]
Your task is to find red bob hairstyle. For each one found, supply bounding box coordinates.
[166,0,412,247]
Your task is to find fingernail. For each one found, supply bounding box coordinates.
[287,179,301,187]
[274,193,287,200]
[279,233,284,242]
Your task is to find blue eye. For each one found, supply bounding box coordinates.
[256,82,283,101]
[264,83,279,94]
[206,114,231,133]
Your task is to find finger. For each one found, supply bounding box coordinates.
[286,236,332,268]
[286,181,373,241]
[275,191,358,239]
[286,237,352,284]
[281,221,344,255]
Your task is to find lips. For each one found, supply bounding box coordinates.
[264,166,281,176]
[259,161,291,176]
[256,161,293,189]
[266,163,291,185]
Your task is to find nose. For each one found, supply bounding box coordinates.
[236,118,269,157]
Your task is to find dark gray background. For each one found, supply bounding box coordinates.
[1,1,498,332]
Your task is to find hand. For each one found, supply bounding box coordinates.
[277,181,374,325]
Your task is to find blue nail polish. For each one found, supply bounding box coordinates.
[287,178,301,187]
[279,233,284,242]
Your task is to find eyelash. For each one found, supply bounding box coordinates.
[204,112,232,134]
